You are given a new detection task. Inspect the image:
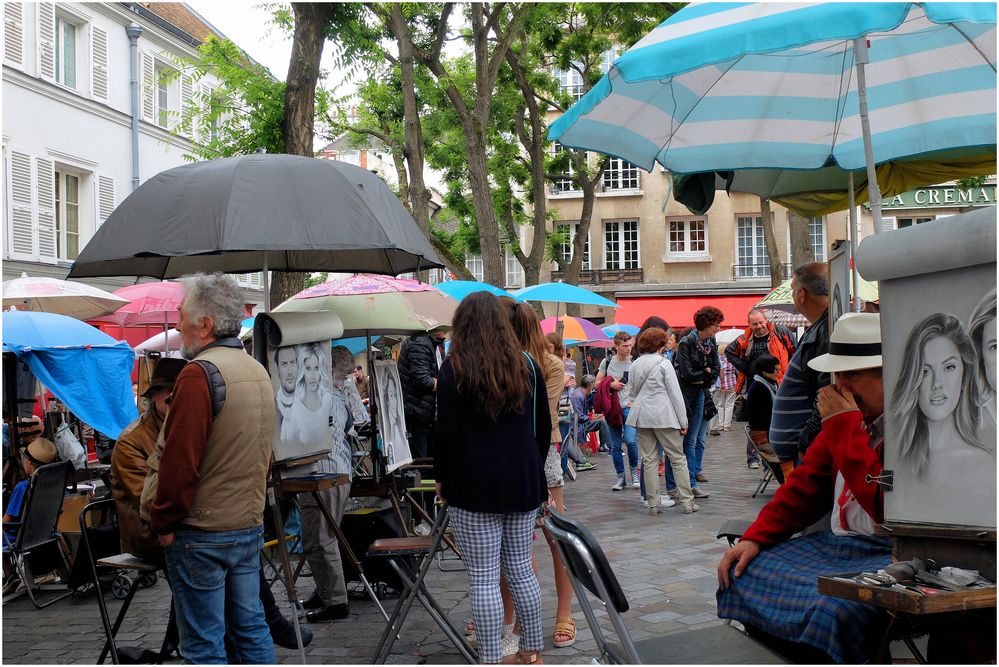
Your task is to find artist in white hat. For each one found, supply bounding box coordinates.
[714,313,892,663]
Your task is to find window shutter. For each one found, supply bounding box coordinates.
[35,157,56,260]
[141,52,155,122]
[8,151,35,260]
[90,25,109,102]
[37,2,55,80]
[97,174,115,227]
[4,2,24,68]
[180,75,193,134]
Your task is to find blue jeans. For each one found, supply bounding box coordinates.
[165,524,275,665]
[679,389,710,489]
[608,407,639,478]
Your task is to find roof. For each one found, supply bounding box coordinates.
[135,3,222,43]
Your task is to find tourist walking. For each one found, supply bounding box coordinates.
[434,292,550,665]
[626,327,697,514]
[674,306,723,500]
[709,346,738,436]
[595,331,640,490]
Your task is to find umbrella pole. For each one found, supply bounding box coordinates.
[847,172,862,313]
[853,38,884,235]
[365,329,382,483]
[263,255,270,312]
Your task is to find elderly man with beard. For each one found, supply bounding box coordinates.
[149,273,277,664]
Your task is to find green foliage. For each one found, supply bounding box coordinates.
[169,36,286,159]
[304,272,329,288]
[956,175,989,190]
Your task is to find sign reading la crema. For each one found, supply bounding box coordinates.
[879,184,996,209]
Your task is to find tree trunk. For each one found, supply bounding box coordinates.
[564,157,605,286]
[787,211,814,269]
[759,197,785,288]
[271,3,334,307]
[464,120,504,286]
[388,6,431,235]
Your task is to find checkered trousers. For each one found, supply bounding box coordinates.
[449,507,542,662]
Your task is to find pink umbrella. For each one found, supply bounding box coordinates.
[90,281,184,326]
[297,273,436,297]
[2,273,129,320]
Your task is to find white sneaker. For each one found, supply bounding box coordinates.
[632,470,641,487]
[660,495,676,508]
[611,476,625,491]
[647,504,661,515]
[682,501,700,514]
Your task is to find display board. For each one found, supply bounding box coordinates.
[857,207,996,530]
[253,311,345,464]
[373,360,412,473]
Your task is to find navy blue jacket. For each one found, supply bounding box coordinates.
[433,356,551,513]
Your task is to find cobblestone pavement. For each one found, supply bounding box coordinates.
[3,428,773,664]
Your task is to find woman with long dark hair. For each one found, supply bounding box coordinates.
[434,292,550,665]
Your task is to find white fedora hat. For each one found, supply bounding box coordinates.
[808,313,882,373]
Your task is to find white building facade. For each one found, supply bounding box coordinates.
[2,2,263,300]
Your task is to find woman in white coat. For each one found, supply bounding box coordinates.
[626,327,698,515]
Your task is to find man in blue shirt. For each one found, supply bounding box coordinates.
[4,437,58,545]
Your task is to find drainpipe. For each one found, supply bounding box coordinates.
[126,23,143,192]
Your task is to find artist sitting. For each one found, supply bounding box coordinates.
[716,313,892,663]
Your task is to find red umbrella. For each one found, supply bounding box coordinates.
[90,281,183,327]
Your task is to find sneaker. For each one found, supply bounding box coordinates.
[722,425,732,431]
[611,477,625,491]
[298,592,323,610]
[577,461,597,472]
[660,495,676,508]
[632,470,641,487]
[695,473,709,483]
[692,487,710,499]
[647,504,661,515]
[413,521,432,536]
[748,462,762,470]
[269,615,314,649]
[565,461,577,481]
[640,497,649,507]
[666,489,680,500]
[710,429,721,436]
[682,501,700,514]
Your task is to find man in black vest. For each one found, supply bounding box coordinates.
[397,328,447,459]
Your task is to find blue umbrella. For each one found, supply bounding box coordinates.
[334,336,373,356]
[436,280,521,302]
[513,282,618,308]
[2,310,138,438]
[550,3,996,231]
[602,323,639,336]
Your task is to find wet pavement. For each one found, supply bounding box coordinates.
[3,427,775,664]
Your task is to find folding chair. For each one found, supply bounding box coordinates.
[544,510,786,664]
[368,504,477,664]
[79,498,176,665]
[2,460,74,608]
[745,426,777,498]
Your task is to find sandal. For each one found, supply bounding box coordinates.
[553,617,576,648]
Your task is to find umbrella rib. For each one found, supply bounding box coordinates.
[951,24,997,73]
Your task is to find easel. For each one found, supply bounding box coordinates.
[265,460,393,663]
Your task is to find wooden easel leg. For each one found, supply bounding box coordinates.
[268,485,307,664]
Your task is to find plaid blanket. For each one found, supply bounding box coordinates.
[716,530,893,663]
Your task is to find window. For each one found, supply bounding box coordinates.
[465,254,483,282]
[666,217,708,259]
[897,216,935,229]
[556,223,590,270]
[809,217,826,262]
[155,62,172,128]
[54,16,77,88]
[550,143,580,194]
[505,250,523,288]
[604,220,639,270]
[598,47,619,75]
[735,215,770,278]
[554,66,584,101]
[602,157,639,191]
[54,170,80,260]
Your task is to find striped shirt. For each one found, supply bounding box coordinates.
[768,314,830,459]
[718,355,738,392]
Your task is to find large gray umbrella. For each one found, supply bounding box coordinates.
[68,154,444,284]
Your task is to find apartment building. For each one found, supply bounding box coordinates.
[2,2,264,302]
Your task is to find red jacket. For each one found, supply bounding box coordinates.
[742,410,883,547]
[726,322,793,393]
[593,376,624,426]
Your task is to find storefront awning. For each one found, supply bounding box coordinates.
[614,293,768,330]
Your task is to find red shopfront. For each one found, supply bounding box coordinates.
[614,293,768,330]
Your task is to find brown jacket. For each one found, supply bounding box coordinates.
[111,408,163,561]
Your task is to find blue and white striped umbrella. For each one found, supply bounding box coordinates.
[549,3,996,175]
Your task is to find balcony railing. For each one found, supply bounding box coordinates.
[551,268,644,285]
[732,263,793,280]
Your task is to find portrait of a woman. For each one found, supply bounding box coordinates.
[969,289,997,428]
[290,342,334,451]
[889,313,996,525]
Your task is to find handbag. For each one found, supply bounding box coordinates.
[54,414,88,469]
[702,389,718,421]
[733,394,749,422]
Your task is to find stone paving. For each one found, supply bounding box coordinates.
[3,428,773,664]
